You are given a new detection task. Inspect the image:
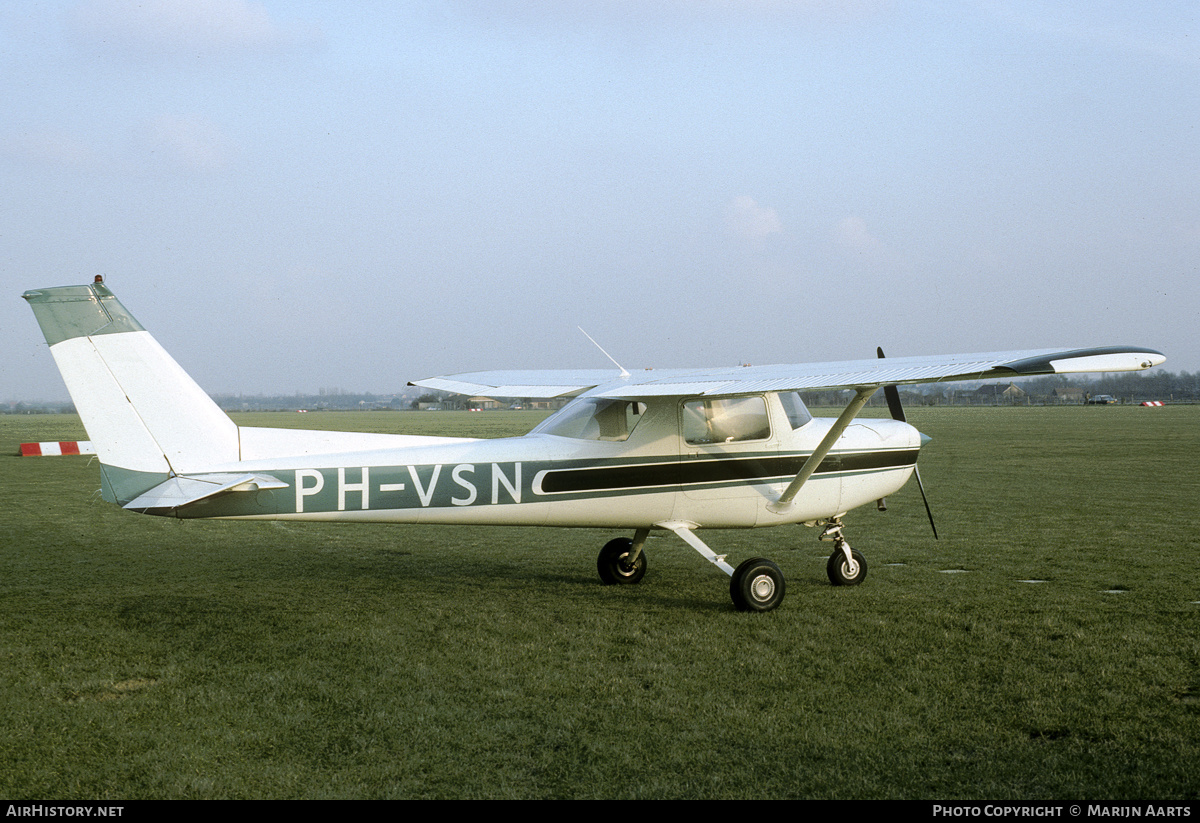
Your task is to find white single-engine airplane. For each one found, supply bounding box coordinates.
[24,280,1165,611]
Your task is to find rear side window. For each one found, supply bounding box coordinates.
[532,397,646,441]
[682,396,770,445]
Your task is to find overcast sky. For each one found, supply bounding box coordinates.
[4,1,1197,401]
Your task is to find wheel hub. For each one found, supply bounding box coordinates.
[751,573,776,602]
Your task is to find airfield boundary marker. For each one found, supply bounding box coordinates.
[19,440,95,456]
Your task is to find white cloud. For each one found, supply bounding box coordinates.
[726,195,783,240]
[69,0,321,57]
[834,215,881,250]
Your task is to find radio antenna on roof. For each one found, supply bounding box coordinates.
[578,327,630,378]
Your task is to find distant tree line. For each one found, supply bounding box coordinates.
[209,391,414,412]
[7,370,1195,414]
[800,370,1197,407]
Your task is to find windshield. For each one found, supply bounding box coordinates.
[531,397,647,441]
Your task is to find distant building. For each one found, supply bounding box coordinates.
[1051,386,1085,404]
[973,382,1027,404]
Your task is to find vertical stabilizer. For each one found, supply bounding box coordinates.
[23,282,239,504]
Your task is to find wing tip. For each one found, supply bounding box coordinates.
[999,346,1166,376]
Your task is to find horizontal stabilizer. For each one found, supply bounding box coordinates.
[124,473,287,512]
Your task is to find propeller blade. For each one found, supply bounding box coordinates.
[877,346,939,539]
[913,465,939,540]
[877,347,907,422]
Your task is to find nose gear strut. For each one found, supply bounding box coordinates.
[820,517,868,586]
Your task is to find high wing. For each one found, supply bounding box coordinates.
[410,346,1166,399]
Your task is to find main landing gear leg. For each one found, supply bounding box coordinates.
[821,518,868,586]
[657,521,786,612]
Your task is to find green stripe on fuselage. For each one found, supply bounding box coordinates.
[539,450,919,494]
[160,450,919,518]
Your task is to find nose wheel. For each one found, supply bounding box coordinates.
[821,519,868,586]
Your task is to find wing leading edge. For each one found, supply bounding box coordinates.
[410,346,1165,399]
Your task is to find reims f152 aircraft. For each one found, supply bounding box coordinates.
[24,280,1165,611]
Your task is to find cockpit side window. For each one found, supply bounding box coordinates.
[778,391,813,429]
[531,397,646,441]
[682,396,770,445]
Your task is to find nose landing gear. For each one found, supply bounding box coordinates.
[820,518,867,586]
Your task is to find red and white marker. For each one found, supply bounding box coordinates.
[1140,401,1165,407]
[19,441,95,456]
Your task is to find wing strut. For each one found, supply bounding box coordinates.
[767,386,879,514]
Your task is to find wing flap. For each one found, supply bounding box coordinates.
[409,369,620,398]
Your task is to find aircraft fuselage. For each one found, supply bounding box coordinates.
[139,397,922,531]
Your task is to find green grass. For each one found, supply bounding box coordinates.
[0,407,1197,799]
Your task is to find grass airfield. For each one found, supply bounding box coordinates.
[1,406,1196,799]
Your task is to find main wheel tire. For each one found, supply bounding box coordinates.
[730,557,786,612]
[597,537,647,585]
[827,547,868,586]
